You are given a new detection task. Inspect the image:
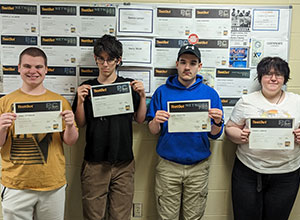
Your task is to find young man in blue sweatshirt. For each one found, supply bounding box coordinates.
[147,44,224,220]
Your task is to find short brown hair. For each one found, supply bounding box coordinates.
[19,47,47,66]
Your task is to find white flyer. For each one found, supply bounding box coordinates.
[14,101,62,135]
[91,82,134,117]
[168,100,211,133]
[249,118,294,150]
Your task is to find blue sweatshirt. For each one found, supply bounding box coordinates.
[147,75,223,165]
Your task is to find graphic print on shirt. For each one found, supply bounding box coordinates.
[9,102,53,165]
[10,132,53,165]
[259,109,291,118]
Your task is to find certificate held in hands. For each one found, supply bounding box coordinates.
[14,101,62,135]
[168,100,211,133]
[249,118,294,150]
[90,82,134,117]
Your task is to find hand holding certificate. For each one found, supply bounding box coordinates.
[90,82,134,117]
[249,118,294,150]
[168,100,211,133]
[14,100,62,135]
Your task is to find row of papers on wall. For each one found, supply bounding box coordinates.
[0,2,292,121]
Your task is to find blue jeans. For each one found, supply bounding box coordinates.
[232,157,300,220]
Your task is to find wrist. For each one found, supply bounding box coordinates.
[0,126,8,132]
[151,119,160,127]
[139,92,146,99]
[213,119,224,127]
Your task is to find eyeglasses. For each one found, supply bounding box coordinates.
[263,72,284,79]
[96,57,117,65]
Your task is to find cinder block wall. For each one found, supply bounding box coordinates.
[1,0,300,220]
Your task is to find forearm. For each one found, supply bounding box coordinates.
[63,124,78,145]
[75,102,86,127]
[0,113,16,146]
[134,96,147,124]
[148,120,161,135]
[225,126,244,144]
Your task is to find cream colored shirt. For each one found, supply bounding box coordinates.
[230,91,300,174]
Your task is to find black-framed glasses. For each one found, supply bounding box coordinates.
[96,57,117,65]
[263,71,284,79]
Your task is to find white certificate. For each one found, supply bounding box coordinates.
[80,46,96,66]
[40,5,78,36]
[249,118,294,150]
[91,82,134,117]
[196,39,229,68]
[214,68,251,97]
[251,8,290,39]
[119,37,153,67]
[168,100,211,133]
[1,3,38,35]
[2,65,22,93]
[14,101,62,135]
[156,6,193,38]
[78,67,99,85]
[79,6,116,36]
[79,37,99,66]
[1,36,38,65]
[153,67,177,93]
[117,6,154,36]
[154,38,185,68]
[250,39,289,67]
[194,8,231,38]
[117,68,151,94]
[253,9,279,31]
[41,36,78,66]
[44,66,77,94]
[221,97,239,123]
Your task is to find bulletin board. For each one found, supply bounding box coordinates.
[0,2,292,120]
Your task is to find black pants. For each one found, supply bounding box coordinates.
[232,157,300,220]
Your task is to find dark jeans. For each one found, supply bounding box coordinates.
[232,157,300,220]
